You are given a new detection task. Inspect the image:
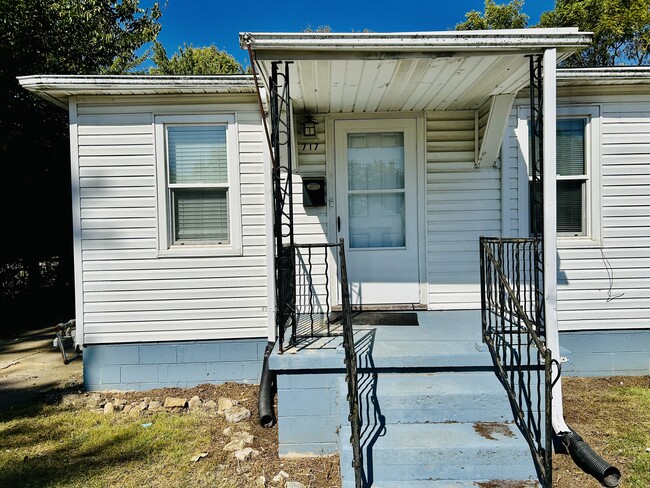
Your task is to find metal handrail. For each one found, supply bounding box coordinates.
[480,236,553,487]
[338,238,362,488]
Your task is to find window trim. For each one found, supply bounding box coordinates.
[518,105,601,247]
[154,114,242,257]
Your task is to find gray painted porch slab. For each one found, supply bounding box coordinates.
[269,310,493,371]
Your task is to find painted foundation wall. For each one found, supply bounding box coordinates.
[83,338,267,391]
[560,329,650,376]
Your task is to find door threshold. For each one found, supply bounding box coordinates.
[332,304,428,312]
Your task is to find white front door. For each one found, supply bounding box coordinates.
[335,119,421,306]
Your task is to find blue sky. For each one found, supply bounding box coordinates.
[152,0,556,68]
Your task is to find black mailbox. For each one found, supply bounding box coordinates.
[302,177,326,207]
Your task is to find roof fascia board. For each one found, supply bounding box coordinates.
[241,29,592,53]
[558,67,650,83]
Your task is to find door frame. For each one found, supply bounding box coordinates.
[325,112,428,308]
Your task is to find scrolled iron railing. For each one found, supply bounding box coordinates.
[480,236,553,488]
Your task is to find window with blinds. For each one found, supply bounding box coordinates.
[166,125,230,244]
[529,117,588,236]
[556,118,587,235]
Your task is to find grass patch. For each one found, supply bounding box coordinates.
[0,404,229,488]
[0,384,340,488]
[554,376,650,488]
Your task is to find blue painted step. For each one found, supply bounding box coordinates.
[340,422,538,485]
[346,372,514,424]
[338,371,540,487]
[371,481,540,487]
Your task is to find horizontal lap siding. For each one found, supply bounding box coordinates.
[293,114,331,310]
[426,111,500,309]
[558,100,650,331]
[76,102,270,344]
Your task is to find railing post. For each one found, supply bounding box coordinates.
[270,61,296,352]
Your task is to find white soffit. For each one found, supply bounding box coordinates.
[243,29,591,113]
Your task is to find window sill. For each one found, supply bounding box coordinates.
[157,245,243,258]
[557,237,602,249]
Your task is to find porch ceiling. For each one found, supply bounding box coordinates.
[242,29,591,114]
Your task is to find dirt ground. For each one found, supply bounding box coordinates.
[0,327,82,410]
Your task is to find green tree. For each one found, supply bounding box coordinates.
[538,0,650,66]
[150,42,243,75]
[456,0,528,30]
[0,0,162,329]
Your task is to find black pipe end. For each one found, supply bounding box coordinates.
[561,429,621,487]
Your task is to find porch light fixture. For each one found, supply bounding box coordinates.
[301,114,318,138]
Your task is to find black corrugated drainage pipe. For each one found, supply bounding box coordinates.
[258,341,277,428]
[559,428,621,487]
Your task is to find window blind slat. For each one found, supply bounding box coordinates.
[557,119,585,176]
[557,180,583,234]
[173,189,229,242]
[168,126,228,184]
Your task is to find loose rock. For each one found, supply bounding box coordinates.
[188,395,202,410]
[225,406,251,423]
[234,447,259,461]
[223,439,246,452]
[218,397,235,414]
[203,399,217,409]
[163,397,187,409]
[148,400,163,412]
[123,404,133,414]
[231,431,254,444]
[255,476,266,487]
[286,483,306,488]
[103,402,114,414]
[223,426,232,437]
[272,470,290,483]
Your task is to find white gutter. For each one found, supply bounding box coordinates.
[18,74,257,107]
[241,28,591,53]
[558,67,650,83]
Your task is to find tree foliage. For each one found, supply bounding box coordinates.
[538,0,650,66]
[456,0,528,30]
[150,42,243,75]
[0,0,162,325]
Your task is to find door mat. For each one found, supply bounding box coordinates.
[331,311,419,326]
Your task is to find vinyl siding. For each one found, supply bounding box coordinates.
[558,100,650,331]
[510,95,650,331]
[74,97,271,344]
[426,110,501,309]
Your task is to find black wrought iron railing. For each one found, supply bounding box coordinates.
[480,237,553,487]
[337,239,363,488]
[294,243,338,339]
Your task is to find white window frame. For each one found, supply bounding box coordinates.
[518,105,601,247]
[154,114,242,257]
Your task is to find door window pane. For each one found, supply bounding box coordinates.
[349,193,405,248]
[348,132,404,190]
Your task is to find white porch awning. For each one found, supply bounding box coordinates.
[241,29,591,114]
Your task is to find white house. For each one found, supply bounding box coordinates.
[19,29,646,487]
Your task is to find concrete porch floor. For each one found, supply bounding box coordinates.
[269,310,493,372]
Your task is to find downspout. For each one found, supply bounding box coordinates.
[542,49,620,487]
[246,39,277,428]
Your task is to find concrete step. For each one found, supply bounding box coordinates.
[371,481,540,487]
[346,372,514,424]
[340,422,538,487]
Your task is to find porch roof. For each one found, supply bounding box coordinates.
[241,29,591,113]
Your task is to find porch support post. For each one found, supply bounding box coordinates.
[542,48,570,435]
